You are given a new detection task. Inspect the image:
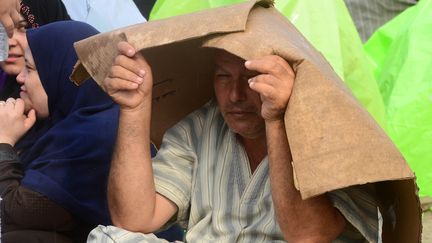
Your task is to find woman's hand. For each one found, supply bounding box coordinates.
[0,98,36,146]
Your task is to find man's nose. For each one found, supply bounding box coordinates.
[229,79,247,102]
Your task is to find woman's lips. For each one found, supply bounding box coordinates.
[5,54,23,63]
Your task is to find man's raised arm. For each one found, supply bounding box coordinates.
[246,55,346,242]
[101,41,177,233]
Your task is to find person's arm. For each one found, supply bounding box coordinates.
[0,143,77,232]
[102,42,177,233]
[246,56,346,242]
[0,99,75,231]
[0,0,20,38]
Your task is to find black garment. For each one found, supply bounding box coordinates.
[0,75,19,100]
[0,144,92,243]
[133,0,156,19]
[21,0,71,28]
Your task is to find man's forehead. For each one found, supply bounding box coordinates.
[214,49,245,66]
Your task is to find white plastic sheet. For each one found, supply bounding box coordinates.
[61,0,146,32]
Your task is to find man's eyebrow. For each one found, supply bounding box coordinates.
[214,64,229,73]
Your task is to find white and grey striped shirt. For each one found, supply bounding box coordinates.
[152,100,380,242]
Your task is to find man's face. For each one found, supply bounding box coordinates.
[213,50,265,139]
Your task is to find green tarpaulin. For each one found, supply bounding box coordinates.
[364,0,432,197]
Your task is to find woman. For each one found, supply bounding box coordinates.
[0,17,28,100]
[0,0,70,100]
[0,21,118,243]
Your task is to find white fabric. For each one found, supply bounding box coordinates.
[61,0,146,32]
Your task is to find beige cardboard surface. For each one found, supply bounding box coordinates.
[71,0,421,241]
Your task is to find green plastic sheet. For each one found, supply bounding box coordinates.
[364,0,432,197]
[150,0,387,128]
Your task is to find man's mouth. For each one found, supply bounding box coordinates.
[227,110,253,118]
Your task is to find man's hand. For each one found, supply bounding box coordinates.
[0,98,36,146]
[245,55,295,122]
[102,41,153,111]
[250,56,345,241]
[0,0,21,38]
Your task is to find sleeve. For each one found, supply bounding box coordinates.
[328,184,381,243]
[0,143,76,233]
[151,109,205,227]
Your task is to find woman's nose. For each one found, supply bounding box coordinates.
[16,71,25,84]
[8,34,18,46]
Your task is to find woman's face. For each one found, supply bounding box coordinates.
[16,47,49,119]
[0,18,28,75]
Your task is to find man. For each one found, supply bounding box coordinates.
[87,38,379,242]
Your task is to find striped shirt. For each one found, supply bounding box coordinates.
[151,100,380,242]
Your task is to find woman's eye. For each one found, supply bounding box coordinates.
[18,21,28,31]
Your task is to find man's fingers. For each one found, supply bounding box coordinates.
[248,74,277,87]
[109,64,144,84]
[104,77,139,93]
[245,56,294,78]
[117,41,138,57]
[248,80,275,99]
[24,109,37,130]
[248,74,293,104]
[116,42,148,76]
[112,55,146,80]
